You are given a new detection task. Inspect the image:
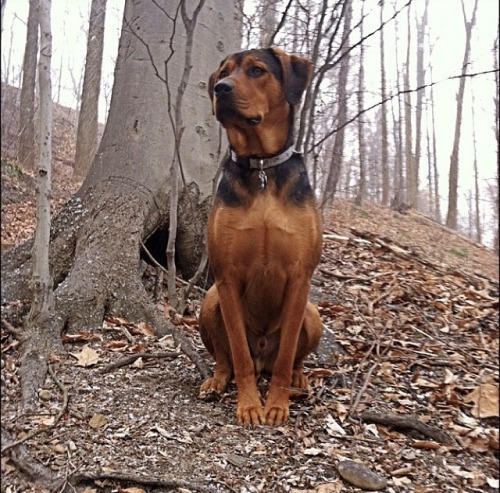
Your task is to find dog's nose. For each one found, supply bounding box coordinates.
[214,80,234,96]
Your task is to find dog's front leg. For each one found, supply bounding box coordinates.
[264,280,310,425]
[217,282,265,426]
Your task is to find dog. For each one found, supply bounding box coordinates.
[198,48,322,426]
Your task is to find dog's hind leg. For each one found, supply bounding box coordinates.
[291,301,322,389]
[198,286,233,397]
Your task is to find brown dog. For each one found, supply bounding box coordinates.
[199,48,322,426]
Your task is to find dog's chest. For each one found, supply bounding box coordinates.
[209,189,320,272]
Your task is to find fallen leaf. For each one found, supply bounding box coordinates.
[70,344,100,367]
[133,357,144,368]
[89,413,107,429]
[119,489,145,493]
[136,321,155,337]
[464,383,499,418]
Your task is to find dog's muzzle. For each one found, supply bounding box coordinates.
[214,80,261,126]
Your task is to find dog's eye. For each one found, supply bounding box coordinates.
[249,66,265,77]
[219,70,229,79]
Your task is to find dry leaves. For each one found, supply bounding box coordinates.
[70,344,100,367]
[463,383,499,418]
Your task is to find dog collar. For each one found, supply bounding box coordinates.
[230,146,296,170]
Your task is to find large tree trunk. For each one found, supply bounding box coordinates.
[72,0,107,182]
[18,0,38,171]
[2,0,240,406]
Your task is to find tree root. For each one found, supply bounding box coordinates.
[98,350,181,373]
[1,427,59,489]
[2,364,69,454]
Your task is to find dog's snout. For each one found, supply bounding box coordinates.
[214,80,234,96]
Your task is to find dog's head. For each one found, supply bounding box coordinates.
[208,48,313,130]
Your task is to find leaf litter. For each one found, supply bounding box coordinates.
[1,160,499,492]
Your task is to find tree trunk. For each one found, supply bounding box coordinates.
[1,0,7,33]
[428,60,441,222]
[320,0,352,208]
[379,0,389,206]
[445,0,479,230]
[470,88,482,243]
[355,0,366,207]
[72,0,107,182]
[413,0,429,211]
[493,32,499,254]
[20,0,55,413]
[18,0,39,171]
[404,4,416,206]
[258,0,279,47]
[2,0,240,406]
[391,4,404,209]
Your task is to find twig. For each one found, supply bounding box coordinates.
[359,410,458,446]
[98,351,180,374]
[48,364,69,426]
[349,362,378,415]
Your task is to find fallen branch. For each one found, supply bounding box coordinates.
[359,410,458,446]
[99,351,180,373]
[68,469,222,492]
[349,227,498,288]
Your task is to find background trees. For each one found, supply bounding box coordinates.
[2,1,498,246]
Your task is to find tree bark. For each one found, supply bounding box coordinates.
[72,0,107,182]
[445,0,479,230]
[18,0,38,171]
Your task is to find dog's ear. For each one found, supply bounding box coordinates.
[208,70,218,106]
[270,47,313,106]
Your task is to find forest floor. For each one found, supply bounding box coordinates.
[1,152,499,493]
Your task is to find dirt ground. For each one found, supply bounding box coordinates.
[1,156,499,492]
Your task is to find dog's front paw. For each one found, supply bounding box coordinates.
[236,402,265,427]
[263,402,289,426]
[199,375,229,401]
[264,386,290,425]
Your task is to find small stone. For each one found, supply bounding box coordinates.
[337,460,388,491]
[88,413,107,429]
[38,389,52,401]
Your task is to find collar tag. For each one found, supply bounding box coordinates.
[258,160,267,191]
